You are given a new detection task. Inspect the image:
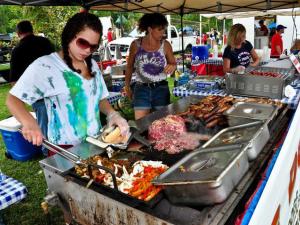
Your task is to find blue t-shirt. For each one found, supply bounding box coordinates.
[223,40,253,68]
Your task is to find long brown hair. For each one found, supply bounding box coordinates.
[227,23,246,49]
[61,12,102,77]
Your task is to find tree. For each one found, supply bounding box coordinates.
[21,6,79,48]
[0,6,24,33]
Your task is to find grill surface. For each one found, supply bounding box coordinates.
[39,96,291,225]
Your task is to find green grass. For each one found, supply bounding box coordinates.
[0,83,64,225]
[168,76,180,103]
[0,63,10,71]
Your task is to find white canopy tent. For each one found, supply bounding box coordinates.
[1,0,299,14]
[1,0,299,69]
[91,0,300,15]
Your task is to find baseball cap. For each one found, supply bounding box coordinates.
[276,25,287,30]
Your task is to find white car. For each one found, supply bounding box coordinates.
[108,25,198,58]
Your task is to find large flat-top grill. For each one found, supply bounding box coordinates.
[39,96,290,225]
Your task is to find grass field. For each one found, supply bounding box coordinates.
[0,83,65,225]
[0,63,10,71]
[0,78,178,225]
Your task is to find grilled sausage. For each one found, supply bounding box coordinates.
[206,118,221,128]
[217,104,231,113]
[203,107,219,120]
[205,113,223,123]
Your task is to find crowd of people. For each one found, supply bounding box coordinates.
[4,11,300,155]
[5,11,177,158]
[256,20,299,58]
[200,18,300,62]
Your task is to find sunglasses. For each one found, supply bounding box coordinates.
[76,37,99,52]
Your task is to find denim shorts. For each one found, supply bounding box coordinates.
[133,82,170,110]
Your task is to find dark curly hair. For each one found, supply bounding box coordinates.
[138,13,168,34]
[61,12,102,77]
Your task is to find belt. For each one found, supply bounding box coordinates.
[138,80,168,88]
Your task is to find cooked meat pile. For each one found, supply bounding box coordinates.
[178,95,234,128]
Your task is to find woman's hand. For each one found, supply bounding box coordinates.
[6,94,44,146]
[164,64,177,75]
[231,65,246,74]
[21,122,44,146]
[107,111,130,137]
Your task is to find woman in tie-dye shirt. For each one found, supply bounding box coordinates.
[6,12,129,148]
[124,13,177,120]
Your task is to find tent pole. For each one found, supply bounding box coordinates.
[199,14,202,45]
[180,6,184,73]
[223,18,225,46]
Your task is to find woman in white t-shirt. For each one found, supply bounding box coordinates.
[6,12,129,149]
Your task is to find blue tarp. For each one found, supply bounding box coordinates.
[268,22,276,29]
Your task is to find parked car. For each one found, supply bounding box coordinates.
[107,25,198,58]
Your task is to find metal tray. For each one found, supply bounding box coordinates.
[152,144,249,205]
[225,67,294,99]
[202,121,270,161]
[224,102,278,121]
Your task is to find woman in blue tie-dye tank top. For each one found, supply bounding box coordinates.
[124,13,177,120]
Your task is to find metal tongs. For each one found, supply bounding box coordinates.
[18,128,119,190]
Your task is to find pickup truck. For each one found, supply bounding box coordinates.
[107,25,198,58]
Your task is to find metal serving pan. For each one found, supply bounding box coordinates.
[152,144,249,205]
[224,102,278,121]
[225,66,295,99]
[202,121,270,161]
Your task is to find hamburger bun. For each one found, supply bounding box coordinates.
[101,126,128,144]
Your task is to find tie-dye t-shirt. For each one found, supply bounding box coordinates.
[10,52,109,146]
[133,39,167,83]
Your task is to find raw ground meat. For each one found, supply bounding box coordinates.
[148,115,210,154]
[148,115,186,141]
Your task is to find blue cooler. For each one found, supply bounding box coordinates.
[0,116,40,161]
[112,74,125,92]
[192,46,199,61]
[192,45,209,61]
